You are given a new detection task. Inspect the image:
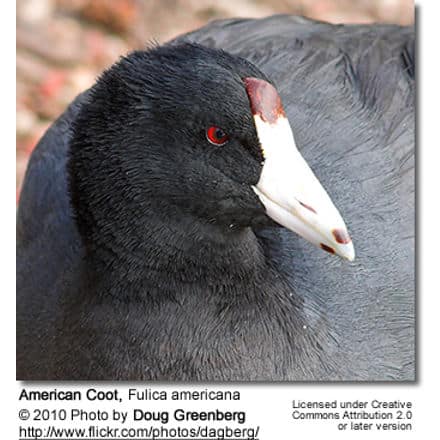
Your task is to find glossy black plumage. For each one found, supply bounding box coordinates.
[16,16,415,380]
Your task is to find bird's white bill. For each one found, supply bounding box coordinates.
[252,114,355,261]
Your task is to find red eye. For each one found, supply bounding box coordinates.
[206,126,229,146]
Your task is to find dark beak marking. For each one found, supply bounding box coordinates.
[332,228,351,244]
[320,243,335,254]
[299,200,317,214]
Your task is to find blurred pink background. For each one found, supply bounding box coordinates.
[16,0,414,200]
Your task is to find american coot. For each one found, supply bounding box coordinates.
[16,15,415,381]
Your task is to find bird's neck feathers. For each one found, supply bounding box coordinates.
[83,211,273,301]
[77,206,345,379]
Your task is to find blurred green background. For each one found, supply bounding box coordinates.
[16,0,414,199]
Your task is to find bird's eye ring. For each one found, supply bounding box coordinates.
[206,126,229,146]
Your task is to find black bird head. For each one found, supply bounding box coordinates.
[68,43,354,268]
